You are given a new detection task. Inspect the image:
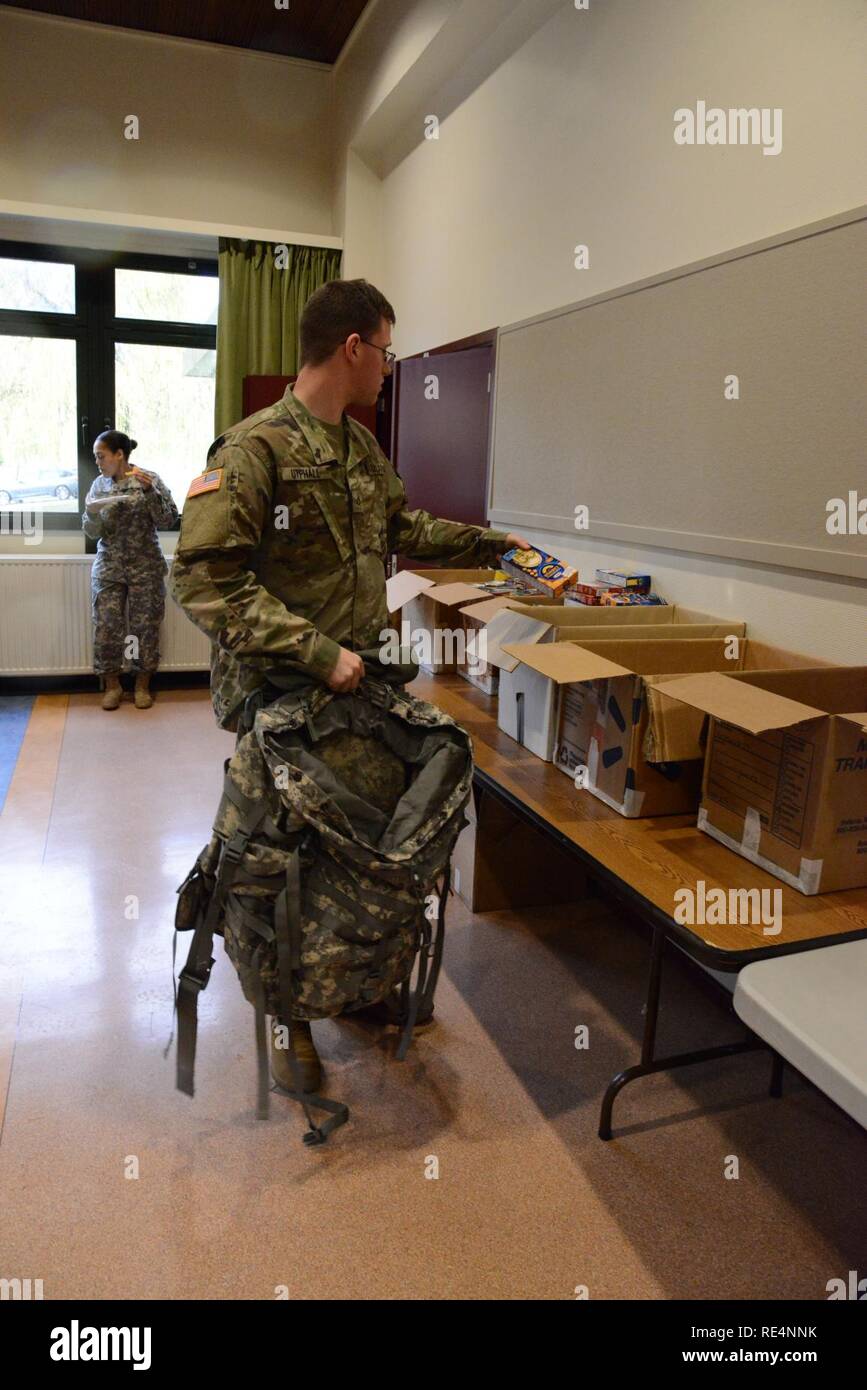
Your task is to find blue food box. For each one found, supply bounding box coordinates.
[595,569,651,593]
[502,546,578,597]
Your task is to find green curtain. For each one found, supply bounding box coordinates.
[215,240,342,435]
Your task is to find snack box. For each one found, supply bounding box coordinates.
[596,569,651,593]
[565,581,619,605]
[501,546,577,598]
[600,591,667,606]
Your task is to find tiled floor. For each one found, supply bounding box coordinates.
[0,688,864,1299]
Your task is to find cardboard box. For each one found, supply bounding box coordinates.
[485,603,747,761]
[499,637,825,817]
[386,569,497,673]
[653,666,867,892]
[456,593,557,693]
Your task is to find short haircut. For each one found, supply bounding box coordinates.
[299,278,395,367]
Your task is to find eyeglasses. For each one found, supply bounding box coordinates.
[359,339,396,367]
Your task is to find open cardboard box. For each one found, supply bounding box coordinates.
[483,601,746,761]
[388,571,557,675]
[454,594,558,692]
[499,636,828,817]
[654,665,867,892]
[385,570,496,674]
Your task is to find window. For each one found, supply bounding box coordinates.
[115,268,218,325]
[0,242,218,531]
[0,257,75,313]
[114,342,216,508]
[0,336,78,512]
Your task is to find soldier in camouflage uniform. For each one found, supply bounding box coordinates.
[83,430,179,710]
[170,279,529,1092]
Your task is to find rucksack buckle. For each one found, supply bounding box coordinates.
[179,957,214,993]
[361,679,392,710]
[222,831,249,864]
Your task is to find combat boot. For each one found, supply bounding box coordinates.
[270,1017,322,1094]
[101,674,123,711]
[134,673,154,709]
[345,990,435,1029]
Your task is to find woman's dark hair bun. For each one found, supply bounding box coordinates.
[95,429,137,460]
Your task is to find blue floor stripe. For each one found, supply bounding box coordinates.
[0,695,35,812]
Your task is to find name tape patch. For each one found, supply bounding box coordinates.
[281,466,331,482]
[187,469,223,499]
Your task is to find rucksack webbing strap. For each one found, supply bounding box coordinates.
[224,895,276,944]
[422,864,450,1015]
[316,875,406,945]
[221,773,290,847]
[273,848,303,1018]
[271,1076,350,1146]
[252,948,271,1121]
[249,944,347,1142]
[323,866,415,912]
[251,943,306,1125]
[269,845,350,1143]
[175,805,268,1099]
[396,909,432,1063]
[396,864,451,1061]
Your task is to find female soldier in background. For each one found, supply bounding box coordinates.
[82,430,178,710]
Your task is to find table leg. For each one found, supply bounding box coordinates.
[599,924,665,1140]
[598,925,764,1140]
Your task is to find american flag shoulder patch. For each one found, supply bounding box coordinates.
[187,469,223,499]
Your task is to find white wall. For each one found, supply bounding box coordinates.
[0,7,336,236]
[379,0,866,352]
[360,0,866,663]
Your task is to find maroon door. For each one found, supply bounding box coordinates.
[392,344,493,530]
[243,374,380,438]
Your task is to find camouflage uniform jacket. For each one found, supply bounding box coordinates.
[83,470,179,588]
[170,386,510,730]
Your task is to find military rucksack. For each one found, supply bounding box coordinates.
[172,657,473,1145]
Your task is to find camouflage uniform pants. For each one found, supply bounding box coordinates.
[92,577,165,674]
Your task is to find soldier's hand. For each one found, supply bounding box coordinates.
[325,647,365,693]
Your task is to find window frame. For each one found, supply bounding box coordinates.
[0,239,217,535]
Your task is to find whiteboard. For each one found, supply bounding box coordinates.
[488,209,866,580]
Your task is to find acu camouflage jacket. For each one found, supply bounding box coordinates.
[170,386,510,729]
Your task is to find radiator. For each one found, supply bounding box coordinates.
[0,555,211,675]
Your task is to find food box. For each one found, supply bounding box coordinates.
[501,546,577,598]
